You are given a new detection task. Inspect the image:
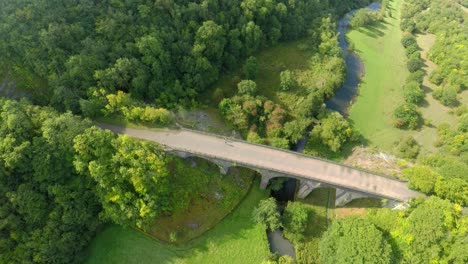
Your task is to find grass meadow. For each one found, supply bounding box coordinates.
[85,180,270,264]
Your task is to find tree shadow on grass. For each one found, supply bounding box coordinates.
[85,178,270,264]
[359,21,389,38]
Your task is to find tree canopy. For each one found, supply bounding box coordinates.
[319,217,392,264]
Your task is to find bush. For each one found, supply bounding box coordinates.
[243,56,258,80]
[319,217,392,264]
[397,136,420,159]
[252,198,281,231]
[404,44,419,58]
[393,103,421,129]
[401,35,417,48]
[433,87,458,106]
[280,70,295,91]
[403,81,424,105]
[406,70,425,84]
[407,58,423,72]
[283,202,311,242]
[237,80,258,95]
[429,70,444,85]
[403,165,439,193]
[350,9,377,28]
[400,19,416,33]
[457,114,468,132]
[212,87,225,103]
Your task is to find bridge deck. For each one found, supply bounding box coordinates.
[99,124,421,201]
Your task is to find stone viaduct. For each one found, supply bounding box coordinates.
[99,124,422,207]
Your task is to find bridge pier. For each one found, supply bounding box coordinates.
[258,170,287,189]
[297,180,322,199]
[335,188,370,207]
[210,159,233,175]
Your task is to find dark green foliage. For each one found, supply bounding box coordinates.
[319,217,392,264]
[406,58,423,73]
[396,136,420,159]
[0,99,100,263]
[268,178,287,192]
[393,103,421,129]
[0,0,368,110]
[252,198,281,231]
[401,35,417,48]
[350,9,378,28]
[243,56,259,80]
[282,202,311,242]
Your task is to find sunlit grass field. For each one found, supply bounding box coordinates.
[85,180,270,264]
[347,0,409,151]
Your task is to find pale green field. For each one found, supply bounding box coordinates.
[347,0,409,151]
[85,182,270,264]
[346,0,461,154]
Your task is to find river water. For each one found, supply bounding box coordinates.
[326,2,382,116]
[266,2,382,258]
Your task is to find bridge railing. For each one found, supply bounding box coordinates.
[176,126,408,183]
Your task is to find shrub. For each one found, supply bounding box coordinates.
[280,70,295,91]
[212,87,225,103]
[407,58,423,72]
[457,114,468,132]
[401,35,417,48]
[405,44,419,58]
[393,103,421,129]
[403,165,439,193]
[403,81,424,104]
[429,70,444,85]
[350,9,377,28]
[237,80,257,95]
[397,136,420,159]
[433,87,458,107]
[400,19,416,33]
[406,70,425,84]
[243,56,258,80]
[283,202,311,242]
[252,198,281,231]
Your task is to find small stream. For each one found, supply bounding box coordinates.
[326,2,382,116]
[266,2,382,258]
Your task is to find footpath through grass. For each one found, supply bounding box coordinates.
[85,181,270,264]
[348,0,408,151]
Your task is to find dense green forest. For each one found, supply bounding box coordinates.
[0,0,372,112]
[0,98,246,262]
[1,0,467,263]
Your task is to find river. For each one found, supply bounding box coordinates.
[326,2,382,116]
[266,2,382,258]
